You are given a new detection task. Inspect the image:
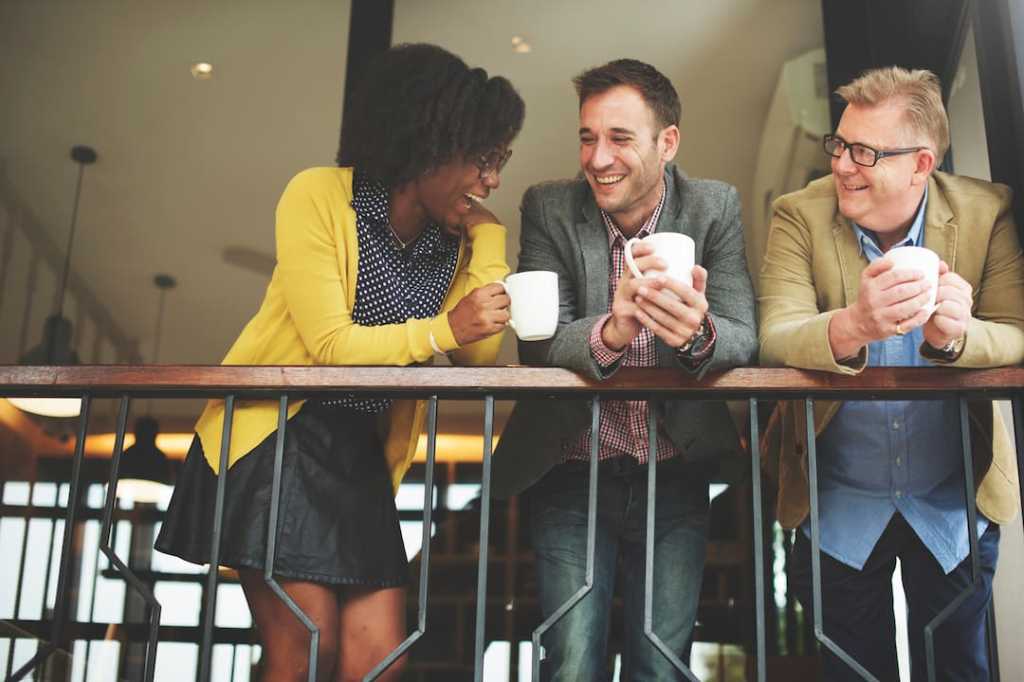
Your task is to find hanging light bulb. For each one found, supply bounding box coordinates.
[8,145,96,418]
[115,274,176,505]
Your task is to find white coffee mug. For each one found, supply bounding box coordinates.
[624,232,696,296]
[497,270,559,341]
[885,245,939,315]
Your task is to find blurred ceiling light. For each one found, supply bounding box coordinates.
[10,145,97,419]
[190,62,214,80]
[116,274,177,505]
[511,36,531,53]
[6,397,82,418]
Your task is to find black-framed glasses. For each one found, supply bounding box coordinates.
[475,148,512,179]
[823,134,926,168]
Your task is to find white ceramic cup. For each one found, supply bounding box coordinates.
[624,233,696,297]
[885,245,940,315]
[496,270,559,341]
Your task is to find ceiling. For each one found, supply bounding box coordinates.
[0,0,824,429]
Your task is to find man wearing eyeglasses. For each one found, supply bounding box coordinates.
[493,59,757,680]
[759,66,1024,681]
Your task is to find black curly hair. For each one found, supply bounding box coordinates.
[336,43,525,189]
[573,59,680,132]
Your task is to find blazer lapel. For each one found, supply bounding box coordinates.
[922,175,957,269]
[661,166,685,235]
[831,211,865,307]
[579,192,611,316]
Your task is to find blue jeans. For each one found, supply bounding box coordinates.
[527,456,709,681]
[791,513,999,682]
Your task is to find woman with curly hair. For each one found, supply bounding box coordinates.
[156,43,525,681]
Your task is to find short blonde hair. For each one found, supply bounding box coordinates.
[835,66,949,160]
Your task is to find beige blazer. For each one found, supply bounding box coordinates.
[758,171,1024,529]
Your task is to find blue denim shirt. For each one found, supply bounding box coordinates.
[802,189,988,573]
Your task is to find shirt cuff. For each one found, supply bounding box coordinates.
[590,314,626,368]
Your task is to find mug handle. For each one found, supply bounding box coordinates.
[494,280,516,331]
[623,237,644,279]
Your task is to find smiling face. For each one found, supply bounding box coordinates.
[411,154,502,230]
[578,85,679,235]
[832,100,935,244]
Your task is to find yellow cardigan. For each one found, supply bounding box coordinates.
[194,167,509,490]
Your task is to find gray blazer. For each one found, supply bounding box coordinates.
[492,165,758,498]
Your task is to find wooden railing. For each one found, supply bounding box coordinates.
[4,364,1024,398]
[1,365,1022,682]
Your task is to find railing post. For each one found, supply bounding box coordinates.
[7,480,36,680]
[473,395,496,682]
[364,395,440,680]
[1012,395,1024,536]
[198,394,235,682]
[644,402,699,681]
[749,398,767,682]
[97,396,162,682]
[805,398,878,681]
[923,397,982,682]
[9,395,92,682]
[531,395,602,679]
[259,395,320,682]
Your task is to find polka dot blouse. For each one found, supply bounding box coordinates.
[325,170,460,413]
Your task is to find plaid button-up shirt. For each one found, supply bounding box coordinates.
[564,180,679,464]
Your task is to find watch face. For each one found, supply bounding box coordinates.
[677,319,713,359]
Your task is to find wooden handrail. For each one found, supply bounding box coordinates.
[2,364,1023,400]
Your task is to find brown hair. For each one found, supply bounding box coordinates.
[573,59,681,131]
[835,66,949,159]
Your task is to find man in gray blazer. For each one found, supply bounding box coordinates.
[493,59,757,680]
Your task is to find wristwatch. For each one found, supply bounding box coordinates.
[676,316,715,362]
[924,334,966,361]
[937,335,965,356]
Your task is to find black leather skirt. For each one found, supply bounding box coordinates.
[154,402,408,587]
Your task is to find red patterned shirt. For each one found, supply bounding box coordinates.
[564,180,680,464]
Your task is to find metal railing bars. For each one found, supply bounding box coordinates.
[749,397,767,682]
[37,485,60,668]
[2,366,1022,681]
[1014,396,1024,539]
[923,397,982,682]
[473,395,496,682]
[10,395,92,682]
[6,480,35,681]
[530,395,602,680]
[198,394,235,682]
[364,395,440,681]
[262,395,320,682]
[644,402,700,681]
[805,397,880,681]
[97,396,162,681]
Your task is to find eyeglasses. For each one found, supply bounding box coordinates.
[823,134,926,168]
[475,148,512,179]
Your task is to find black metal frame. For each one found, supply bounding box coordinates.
[9,396,92,681]
[3,381,1021,681]
[803,396,997,681]
[97,397,162,681]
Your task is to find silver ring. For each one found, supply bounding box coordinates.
[895,322,906,336]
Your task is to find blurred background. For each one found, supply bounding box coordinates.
[1,0,1022,679]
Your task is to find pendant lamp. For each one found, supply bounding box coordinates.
[8,145,97,418]
[116,274,176,505]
